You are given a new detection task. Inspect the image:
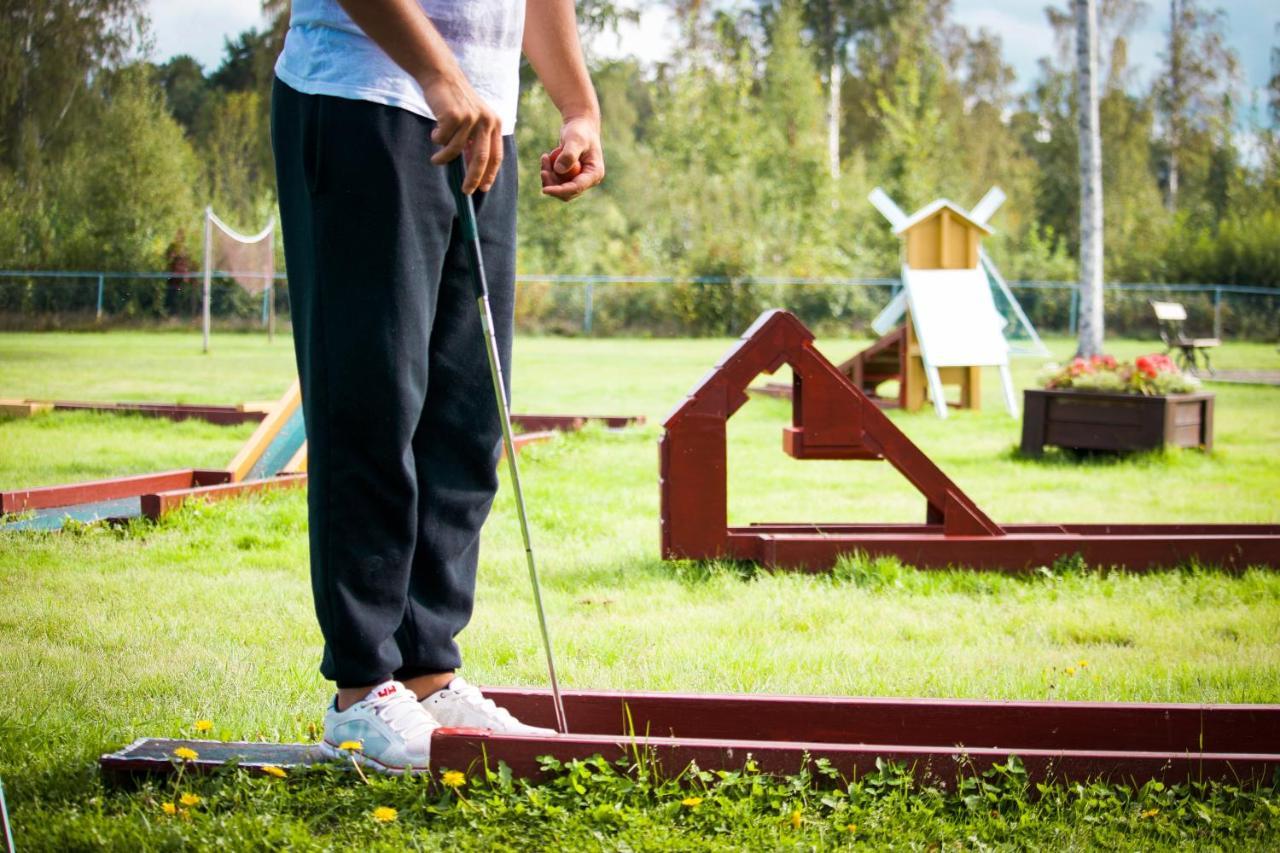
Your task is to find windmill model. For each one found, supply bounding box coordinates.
[847,186,1046,419]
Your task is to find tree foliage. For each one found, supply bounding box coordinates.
[0,0,1277,332]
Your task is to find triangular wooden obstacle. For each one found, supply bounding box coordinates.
[661,310,1280,572]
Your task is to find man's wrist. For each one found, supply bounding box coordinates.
[416,61,466,92]
[561,107,601,130]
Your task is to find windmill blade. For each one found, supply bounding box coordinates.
[868,187,909,230]
[969,187,1007,227]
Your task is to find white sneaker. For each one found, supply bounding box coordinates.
[421,676,557,736]
[318,680,439,775]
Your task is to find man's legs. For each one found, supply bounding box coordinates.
[273,78,460,699]
[393,136,519,696]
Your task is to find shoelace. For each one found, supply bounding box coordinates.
[367,688,438,741]
[448,678,517,725]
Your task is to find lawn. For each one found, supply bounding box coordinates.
[1,328,1279,849]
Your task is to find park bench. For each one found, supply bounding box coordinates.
[1151,300,1219,375]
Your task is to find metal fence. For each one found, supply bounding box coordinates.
[1,270,1277,341]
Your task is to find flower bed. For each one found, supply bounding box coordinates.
[1040,353,1199,396]
[1021,354,1213,456]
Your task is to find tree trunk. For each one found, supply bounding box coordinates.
[1165,0,1181,210]
[827,58,842,180]
[1075,0,1105,357]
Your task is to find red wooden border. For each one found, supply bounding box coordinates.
[139,473,308,519]
[51,400,266,425]
[727,526,1280,572]
[100,688,1280,786]
[428,730,1276,786]
[512,414,645,431]
[0,470,212,513]
[476,687,1280,755]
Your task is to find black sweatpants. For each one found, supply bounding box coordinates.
[271,78,517,688]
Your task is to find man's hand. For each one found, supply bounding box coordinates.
[540,116,605,202]
[422,71,503,194]
[333,0,502,195]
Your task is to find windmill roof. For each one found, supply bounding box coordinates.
[894,199,994,236]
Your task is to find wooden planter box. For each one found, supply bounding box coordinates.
[1021,389,1214,457]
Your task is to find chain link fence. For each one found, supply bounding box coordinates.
[1,270,1277,341]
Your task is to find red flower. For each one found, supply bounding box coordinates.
[1069,357,1093,376]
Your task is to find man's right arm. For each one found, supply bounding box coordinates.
[334,0,503,194]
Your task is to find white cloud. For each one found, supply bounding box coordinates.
[145,0,268,69]
[591,6,677,66]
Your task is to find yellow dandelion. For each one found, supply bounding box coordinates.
[372,806,398,823]
[173,746,200,761]
[194,719,213,733]
[1065,667,1076,677]
[681,796,703,808]
[180,793,201,807]
[845,823,858,833]
[440,770,466,789]
[338,740,364,752]
[161,802,177,815]
[1140,808,1160,819]
[261,764,287,778]
[790,809,803,829]
[1078,660,1089,668]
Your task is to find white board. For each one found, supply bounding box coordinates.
[903,266,1009,368]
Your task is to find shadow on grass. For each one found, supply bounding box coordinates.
[657,549,1267,596]
[1003,442,1207,469]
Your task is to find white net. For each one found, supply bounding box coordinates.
[207,209,275,295]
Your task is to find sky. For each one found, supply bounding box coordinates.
[147,0,1277,103]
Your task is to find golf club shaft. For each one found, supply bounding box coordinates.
[0,776,13,853]
[446,158,569,734]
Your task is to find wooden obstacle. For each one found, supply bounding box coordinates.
[1,387,644,530]
[0,398,269,425]
[0,384,309,531]
[100,685,1280,787]
[0,399,53,418]
[660,310,1280,572]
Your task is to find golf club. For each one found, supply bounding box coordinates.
[445,156,569,735]
[0,775,14,853]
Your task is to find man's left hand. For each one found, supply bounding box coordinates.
[540,116,604,201]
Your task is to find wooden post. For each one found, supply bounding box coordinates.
[202,206,212,354]
[266,225,276,343]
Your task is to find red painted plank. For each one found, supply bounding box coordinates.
[477,688,1280,756]
[429,729,1279,787]
[1,470,201,513]
[743,522,1280,536]
[51,401,266,425]
[511,414,644,432]
[728,529,1280,572]
[139,473,307,519]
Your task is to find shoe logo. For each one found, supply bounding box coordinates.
[377,684,398,698]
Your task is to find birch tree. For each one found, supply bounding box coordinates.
[794,0,897,179]
[1075,0,1105,357]
[1156,0,1239,211]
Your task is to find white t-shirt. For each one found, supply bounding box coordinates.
[275,0,527,134]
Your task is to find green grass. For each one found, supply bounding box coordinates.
[2,329,1279,849]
